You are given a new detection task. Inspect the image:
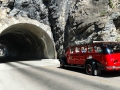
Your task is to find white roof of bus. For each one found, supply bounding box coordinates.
[93,41,118,43]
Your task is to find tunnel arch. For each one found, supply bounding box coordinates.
[0,23,55,59]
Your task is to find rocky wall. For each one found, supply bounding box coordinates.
[49,0,120,58]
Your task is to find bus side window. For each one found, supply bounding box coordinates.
[75,47,80,53]
[94,46,97,53]
[81,46,87,53]
[88,45,93,53]
[70,48,74,54]
[94,46,102,53]
[113,45,120,52]
[97,47,102,53]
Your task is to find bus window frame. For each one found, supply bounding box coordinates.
[70,47,75,54]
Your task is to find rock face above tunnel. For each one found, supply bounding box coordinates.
[0,16,53,40]
[1,0,120,58]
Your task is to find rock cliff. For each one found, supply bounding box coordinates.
[1,0,120,58]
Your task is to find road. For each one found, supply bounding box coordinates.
[0,59,120,90]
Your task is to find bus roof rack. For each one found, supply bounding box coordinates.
[68,41,119,47]
[93,41,117,43]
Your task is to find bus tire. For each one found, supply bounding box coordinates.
[85,63,93,75]
[85,62,101,76]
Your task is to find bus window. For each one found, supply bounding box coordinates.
[94,46,102,53]
[88,45,93,53]
[75,47,80,53]
[81,46,87,53]
[70,48,74,53]
[113,45,120,52]
[97,47,102,53]
[102,47,113,54]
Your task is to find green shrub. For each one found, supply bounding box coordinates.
[109,0,114,8]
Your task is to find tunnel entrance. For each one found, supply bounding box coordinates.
[0,23,55,60]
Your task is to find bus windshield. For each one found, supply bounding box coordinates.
[102,47,113,54]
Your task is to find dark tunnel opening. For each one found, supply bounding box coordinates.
[0,23,55,62]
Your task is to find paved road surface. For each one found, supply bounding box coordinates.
[0,59,120,90]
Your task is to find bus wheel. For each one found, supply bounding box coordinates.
[85,63,93,75]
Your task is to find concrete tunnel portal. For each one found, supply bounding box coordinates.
[0,23,55,60]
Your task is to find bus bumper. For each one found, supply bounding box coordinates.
[106,66,120,71]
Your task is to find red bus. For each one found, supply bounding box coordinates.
[59,41,120,76]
